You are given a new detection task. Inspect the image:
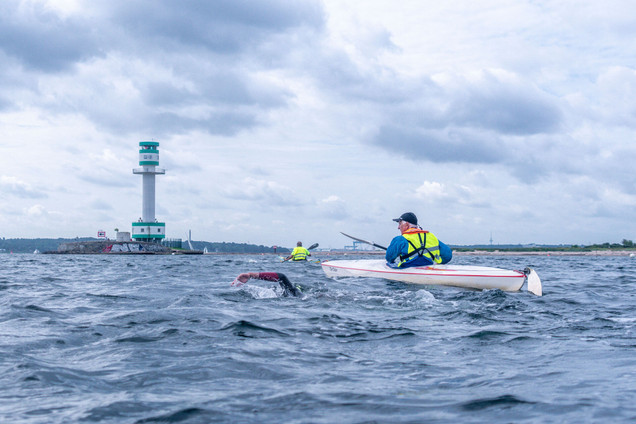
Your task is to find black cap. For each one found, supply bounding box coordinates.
[392,212,418,225]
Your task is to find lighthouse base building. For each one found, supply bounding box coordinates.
[132,221,165,242]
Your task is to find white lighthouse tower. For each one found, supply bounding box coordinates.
[132,141,166,242]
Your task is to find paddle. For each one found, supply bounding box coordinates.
[524,267,543,296]
[340,232,387,250]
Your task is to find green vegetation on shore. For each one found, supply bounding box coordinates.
[189,241,289,254]
[452,239,635,252]
[0,238,97,254]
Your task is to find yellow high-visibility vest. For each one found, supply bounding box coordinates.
[291,247,309,261]
[398,229,442,267]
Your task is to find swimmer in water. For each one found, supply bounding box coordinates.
[232,272,302,297]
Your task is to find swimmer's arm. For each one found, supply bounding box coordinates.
[232,272,280,286]
[232,272,260,286]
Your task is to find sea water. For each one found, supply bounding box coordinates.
[1,253,635,423]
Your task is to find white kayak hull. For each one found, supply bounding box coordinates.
[321,259,540,294]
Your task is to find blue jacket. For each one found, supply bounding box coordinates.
[386,235,452,268]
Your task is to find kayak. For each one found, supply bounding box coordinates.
[321,259,542,295]
[279,256,321,264]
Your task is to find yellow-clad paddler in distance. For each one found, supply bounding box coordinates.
[285,241,311,261]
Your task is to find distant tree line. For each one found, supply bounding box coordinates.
[453,239,635,252]
[583,239,634,249]
[190,241,290,254]
[0,238,97,253]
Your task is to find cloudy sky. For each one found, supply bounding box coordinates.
[1,0,635,249]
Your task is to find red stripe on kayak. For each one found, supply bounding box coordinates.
[322,263,525,278]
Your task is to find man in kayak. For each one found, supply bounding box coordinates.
[385,212,452,268]
[284,241,311,261]
[232,272,302,297]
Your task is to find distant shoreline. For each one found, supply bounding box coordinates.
[3,250,633,256]
[207,250,636,257]
[3,238,634,255]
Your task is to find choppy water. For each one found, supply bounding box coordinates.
[1,253,635,423]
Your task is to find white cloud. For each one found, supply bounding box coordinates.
[415,181,445,200]
[222,178,303,208]
[0,175,46,199]
[26,204,47,217]
[317,195,348,219]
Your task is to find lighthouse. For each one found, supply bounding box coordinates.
[132,141,166,242]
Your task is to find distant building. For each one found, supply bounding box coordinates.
[116,232,131,242]
[132,141,166,242]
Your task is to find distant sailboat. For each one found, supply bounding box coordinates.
[203,247,209,254]
[33,249,41,254]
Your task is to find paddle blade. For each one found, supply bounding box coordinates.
[525,268,542,296]
[308,243,319,250]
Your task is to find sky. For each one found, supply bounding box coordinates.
[1,0,635,249]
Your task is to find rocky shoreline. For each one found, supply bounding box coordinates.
[46,240,173,254]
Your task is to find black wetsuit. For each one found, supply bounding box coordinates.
[257,272,302,297]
